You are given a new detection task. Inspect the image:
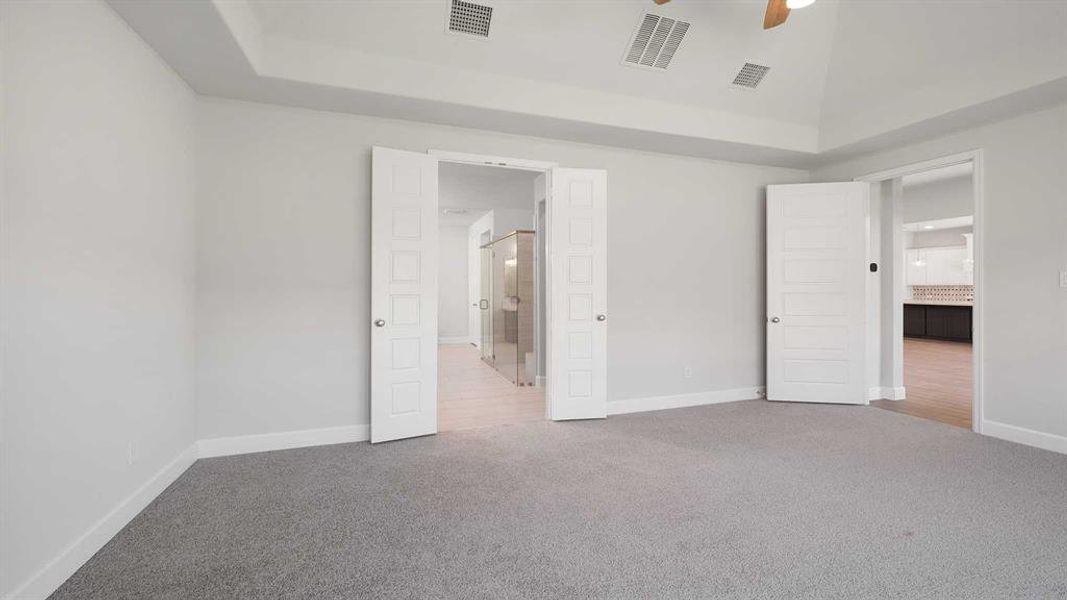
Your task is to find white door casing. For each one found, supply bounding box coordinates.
[766,182,869,405]
[371,147,439,442]
[467,211,494,347]
[468,229,482,347]
[548,168,607,420]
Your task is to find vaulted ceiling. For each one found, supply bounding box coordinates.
[108,0,1067,167]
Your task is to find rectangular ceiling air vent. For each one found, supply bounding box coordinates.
[622,13,690,71]
[732,63,771,88]
[448,0,493,38]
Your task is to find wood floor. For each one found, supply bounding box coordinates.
[438,343,545,432]
[872,338,973,429]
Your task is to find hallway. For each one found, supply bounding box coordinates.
[872,338,973,429]
[438,344,545,432]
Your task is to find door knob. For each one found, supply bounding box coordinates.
[596,314,607,322]
[769,316,780,323]
[374,319,386,327]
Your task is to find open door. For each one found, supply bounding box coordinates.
[766,183,868,405]
[547,168,607,420]
[371,147,439,443]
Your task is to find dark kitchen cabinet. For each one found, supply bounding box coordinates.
[904,304,926,337]
[947,307,973,340]
[903,304,972,342]
[925,307,952,339]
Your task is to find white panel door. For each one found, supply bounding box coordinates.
[767,183,868,405]
[548,168,607,420]
[371,147,439,443]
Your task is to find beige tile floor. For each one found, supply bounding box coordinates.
[438,343,545,432]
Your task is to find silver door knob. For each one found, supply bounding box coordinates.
[596,314,606,321]
[374,319,386,327]
[770,316,780,323]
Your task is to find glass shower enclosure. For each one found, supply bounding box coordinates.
[479,230,535,386]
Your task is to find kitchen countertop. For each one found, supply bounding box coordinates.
[904,299,973,307]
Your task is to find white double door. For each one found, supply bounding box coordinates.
[370,147,608,443]
[766,182,870,405]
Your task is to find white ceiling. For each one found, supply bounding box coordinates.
[819,0,1067,149]
[902,162,973,189]
[249,0,839,128]
[107,0,1067,167]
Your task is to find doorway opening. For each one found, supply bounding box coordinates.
[857,152,983,431]
[370,146,607,443]
[436,160,548,432]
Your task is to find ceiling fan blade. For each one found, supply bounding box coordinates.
[763,0,790,29]
[653,0,671,4]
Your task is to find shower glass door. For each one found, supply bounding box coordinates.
[493,234,519,384]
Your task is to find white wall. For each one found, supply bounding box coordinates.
[196,97,806,440]
[902,174,973,223]
[814,102,1067,444]
[0,1,197,596]
[439,163,536,346]
[491,208,535,237]
[438,225,469,341]
[440,162,537,213]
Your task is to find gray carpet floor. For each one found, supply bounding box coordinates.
[51,400,1067,599]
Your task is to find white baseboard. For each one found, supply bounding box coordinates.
[4,443,198,600]
[867,386,906,401]
[607,386,764,416]
[982,420,1067,455]
[197,424,370,459]
[437,337,470,345]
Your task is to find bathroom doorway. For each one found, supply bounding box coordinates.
[437,161,546,431]
[370,147,607,443]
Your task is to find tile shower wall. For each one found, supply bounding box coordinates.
[912,285,974,303]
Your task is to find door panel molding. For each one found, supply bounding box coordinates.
[548,168,607,420]
[767,182,869,405]
[371,147,439,443]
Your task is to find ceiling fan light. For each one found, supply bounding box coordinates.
[786,0,815,8]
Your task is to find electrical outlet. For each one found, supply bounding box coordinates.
[127,441,138,466]
[1060,270,1067,289]
[683,366,693,378]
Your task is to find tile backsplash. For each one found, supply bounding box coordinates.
[912,285,974,303]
